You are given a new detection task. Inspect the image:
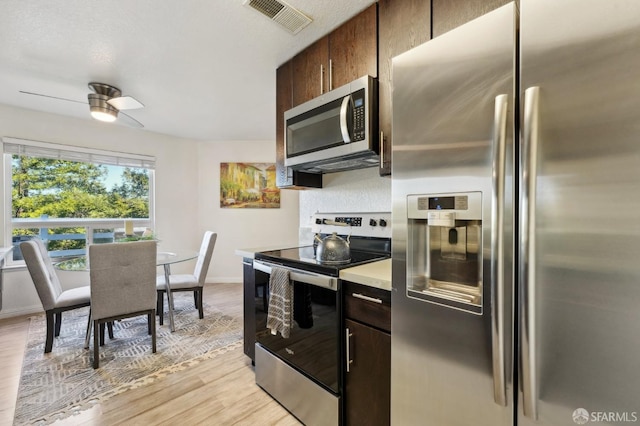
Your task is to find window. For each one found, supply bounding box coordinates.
[3,137,155,265]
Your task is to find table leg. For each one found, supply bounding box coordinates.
[164,264,175,332]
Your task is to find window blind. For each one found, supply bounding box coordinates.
[2,137,156,169]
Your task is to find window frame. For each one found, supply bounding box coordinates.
[3,137,156,267]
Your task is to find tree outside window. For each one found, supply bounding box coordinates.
[10,155,151,258]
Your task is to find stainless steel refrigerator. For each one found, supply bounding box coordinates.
[391,1,640,425]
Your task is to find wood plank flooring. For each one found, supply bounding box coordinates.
[0,282,302,425]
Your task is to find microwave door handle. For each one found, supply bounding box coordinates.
[340,95,353,143]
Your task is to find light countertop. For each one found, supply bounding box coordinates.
[237,246,392,291]
[235,245,298,259]
[339,258,391,291]
[0,247,12,262]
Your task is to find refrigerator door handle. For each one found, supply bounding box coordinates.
[521,86,540,420]
[490,94,509,407]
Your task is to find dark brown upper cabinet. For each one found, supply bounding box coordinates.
[292,37,330,107]
[431,0,512,38]
[328,4,378,91]
[276,60,322,189]
[377,0,431,176]
[292,4,378,108]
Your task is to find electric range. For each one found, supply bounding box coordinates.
[252,212,391,426]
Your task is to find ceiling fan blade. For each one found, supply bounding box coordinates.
[118,111,144,128]
[19,90,87,104]
[107,96,144,110]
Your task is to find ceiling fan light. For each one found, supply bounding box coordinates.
[91,110,117,122]
[88,93,118,122]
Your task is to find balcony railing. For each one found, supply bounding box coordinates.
[9,217,153,264]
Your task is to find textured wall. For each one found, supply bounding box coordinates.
[298,167,391,244]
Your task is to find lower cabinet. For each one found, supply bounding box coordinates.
[244,257,270,363]
[242,258,256,362]
[343,281,391,426]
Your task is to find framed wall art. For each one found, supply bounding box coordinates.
[220,162,280,208]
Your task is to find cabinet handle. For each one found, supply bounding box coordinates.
[320,64,324,94]
[329,59,333,91]
[380,130,385,167]
[352,292,383,304]
[345,328,353,373]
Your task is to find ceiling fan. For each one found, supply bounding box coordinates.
[19,82,145,128]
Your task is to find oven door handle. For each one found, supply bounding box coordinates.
[253,260,338,291]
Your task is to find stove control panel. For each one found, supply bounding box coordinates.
[311,212,391,238]
[334,216,362,226]
[315,217,362,226]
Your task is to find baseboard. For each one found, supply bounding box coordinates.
[1,281,242,320]
[206,277,242,284]
[0,304,42,320]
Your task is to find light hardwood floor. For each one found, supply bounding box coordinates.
[0,282,302,426]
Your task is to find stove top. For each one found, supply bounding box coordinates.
[254,212,392,276]
[255,245,389,277]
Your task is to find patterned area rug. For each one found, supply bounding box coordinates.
[14,294,243,425]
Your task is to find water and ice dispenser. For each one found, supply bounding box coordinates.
[407,192,483,314]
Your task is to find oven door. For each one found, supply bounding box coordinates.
[253,260,341,394]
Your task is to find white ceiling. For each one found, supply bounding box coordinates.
[0,0,376,141]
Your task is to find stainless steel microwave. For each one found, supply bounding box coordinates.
[284,75,378,174]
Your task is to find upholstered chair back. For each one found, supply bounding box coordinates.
[20,239,63,311]
[89,240,157,321]
[193,231,217,285]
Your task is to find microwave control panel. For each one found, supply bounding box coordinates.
[352,89,366,141]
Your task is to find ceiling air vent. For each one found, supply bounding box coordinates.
[244,0,312,35]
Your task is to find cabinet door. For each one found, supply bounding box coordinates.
[276,61,323,189]
[432,0,512,37]
[345,319,391,426]
[378,0,431,176]
[329,4,378,91]
[276,61,293,188]
[292,36,329,106]
[242,258,256,361]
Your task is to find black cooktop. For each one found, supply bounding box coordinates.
[255,244,389,277]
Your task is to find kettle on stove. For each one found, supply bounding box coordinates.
[314,232,351,264]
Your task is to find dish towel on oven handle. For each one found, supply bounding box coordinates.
[267,266,293,338]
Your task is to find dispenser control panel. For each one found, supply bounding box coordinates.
[408,192,481,221]
[418,195,468,211]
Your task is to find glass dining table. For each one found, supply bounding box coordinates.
[56,250,199,332]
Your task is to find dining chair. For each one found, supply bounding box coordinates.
[20,239,91,353]
[89,240,157,369]
[156,231,217,325]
